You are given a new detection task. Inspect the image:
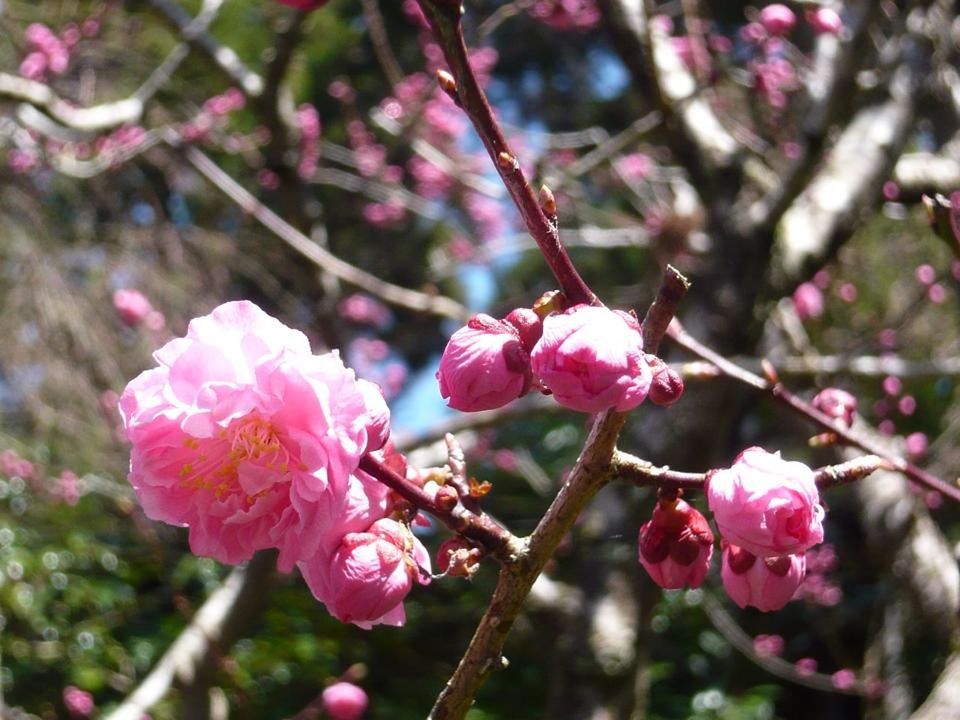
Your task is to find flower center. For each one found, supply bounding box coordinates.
[179,415,298,506]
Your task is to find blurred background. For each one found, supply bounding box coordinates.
[1,0,960,718]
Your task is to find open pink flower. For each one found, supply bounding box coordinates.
[530,304,652,413]
[638,498,714,589]
[303,518,430,628]
[322,681,368,720]
[707,447,824,557]
[436,310,540,412]
[721,543,805,611]
[119,300,390,566]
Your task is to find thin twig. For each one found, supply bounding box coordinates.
[172,140,471,321]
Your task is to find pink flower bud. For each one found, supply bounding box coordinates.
[721,544,806,611]
[112,288,154,327]
[530,304,652,413]
[322,681,368,720]
[807,7,842,35]
[647,358,684,407]
[436,314,533,412]
[759,4,796,35]
[707,447,824,557]
[638,498,714,589]
[812,388,857,427]
[319,518,430,628]
[63,686,95,718]
[791,282,824,321]
[502,308,543,352]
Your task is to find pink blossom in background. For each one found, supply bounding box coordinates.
[837,282,857,303]
[812,387,857,428]
[752,633,785,657]
[807,7,843,35]
[63,686,95,717]
[113,289,155,327]
[707,447,824,557]
[721,543,806,612]
[928,283,947,304]
[0,449,34,479]
[530,305,652,413]
[614,152,653,183]
[305,517,430,628]
[795,657,818,675]
[905,432,928,459]
[882,375,902,396]
[57,470,81,506]
[322,681,368,720]
[792,282,824,321]
[897,395,916,416]
[119,301,391,568]
[338,294,392,330]
[915,263,936,285]
[758,4,796,35]
[8,148,39,174]
[832,669,858,691]
[529,0,601,30]
[437,311,540,412]
[638,498,714,589]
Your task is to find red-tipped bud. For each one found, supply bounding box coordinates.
[434,484,459,512]
[638,498,714,589]
[812,388,857,428]
[503,308,543,352]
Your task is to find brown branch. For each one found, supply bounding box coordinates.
[641,264,689,355]
[171,140,471,322]
[667,319,960,503]
[416,0,596,307]
[104,551,275,720]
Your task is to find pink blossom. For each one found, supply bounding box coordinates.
[63,686,95,717]
[0,449,34,479]
[707,447,824,557]
[305,517,430,628]
[837,282,857,303]
[791,282,824,321]
[882,375,902,396]
[905,432,928,459]
[807,7,842,35]
[58,470,81,506]
[638,498,714,589]
[759,4,796,35]
[530,305,652,413]
[322,681,368,720]
[832,669,857,691]
[795,657,818,675]
[437,311,541,412]
[337,294,392,329]
[721,544,806,612]
[812,388,857,427]
[752,633,785,657]
[113,289,155,327]
[928,283,947,304]
[19,51,48,80]
[119,301,391,567]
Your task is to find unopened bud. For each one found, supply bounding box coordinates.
[812,387,857,428]
[638,498,714,589]
[497,151,516,171]
[761,358,779,385]
[503,307,543,352]
[435,484,459,512]
[648,358,684,406]
[436,69,457,94]
[539,184,557,220]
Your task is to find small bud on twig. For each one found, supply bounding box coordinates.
[539,184,557,224]
[436,69,457,96]
[497,151,517,171]
[761,358,779,385]
[533,290,565,318]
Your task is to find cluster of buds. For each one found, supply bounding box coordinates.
[638,448,826,612]
[436,297,683,414]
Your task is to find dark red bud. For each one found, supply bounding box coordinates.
[649,363,684,407]
[726,544,757,574]
[669,531,704,566]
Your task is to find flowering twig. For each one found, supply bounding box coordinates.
[667,319,960,503]
[357,454,520,561]
[611,450,888,493]
[173,141,471,322]
[415,0,596,307]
